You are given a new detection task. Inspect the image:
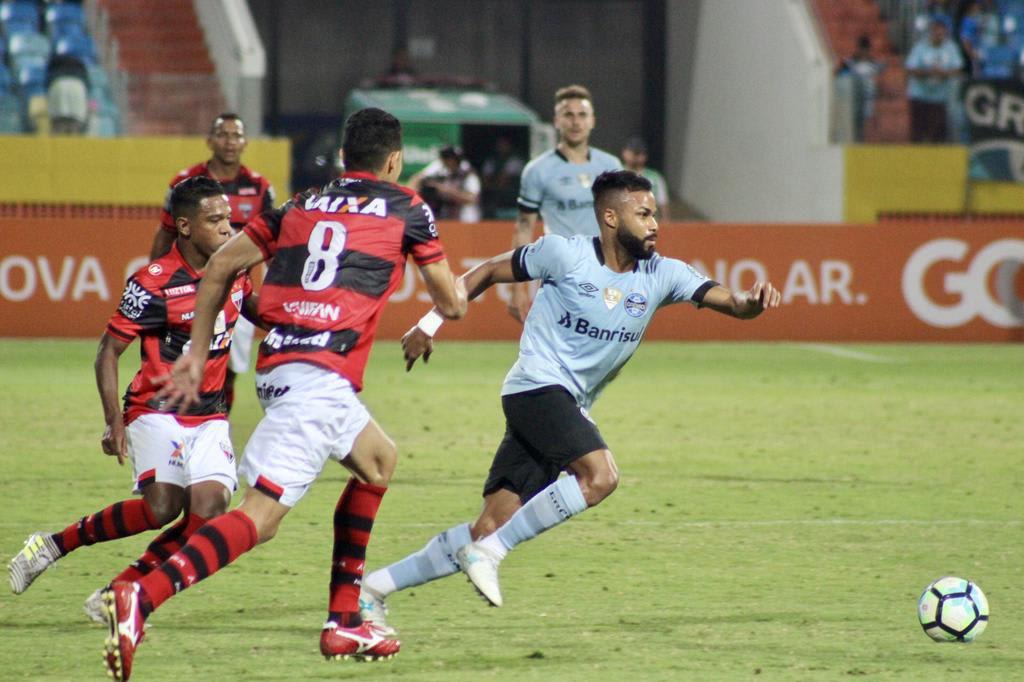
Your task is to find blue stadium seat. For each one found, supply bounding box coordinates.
[0,0,39,37]
[7,31,50,61]
[981,45,1017,78]
[54,33,94,64]
[44,3,85,38]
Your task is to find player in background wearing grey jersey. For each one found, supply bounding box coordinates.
[357,170,780,634]
[507,84,621,322]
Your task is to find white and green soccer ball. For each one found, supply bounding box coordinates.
[917,576,989,642]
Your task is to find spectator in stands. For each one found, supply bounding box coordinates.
[959,0,985,76]
[906,18,963,143]
[480,136,525,218]
[45,53,89,135]
[408,144,482,223]
[915,0,954,41]
[836,35,884,142]
[620,137,670,220]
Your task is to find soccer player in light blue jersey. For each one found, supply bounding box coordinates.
[508,84,621,322]
[359,170,780,635]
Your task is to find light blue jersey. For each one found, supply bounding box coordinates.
[517,148,622,238]
[503,235,716,409]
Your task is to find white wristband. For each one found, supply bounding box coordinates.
[416,309,445,337]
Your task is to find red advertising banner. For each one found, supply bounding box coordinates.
[1,218,1022,341]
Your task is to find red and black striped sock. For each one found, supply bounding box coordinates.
[111,512,208,583]
[328,478,387,626]
[50,499,159,556]
[136,509,257,617]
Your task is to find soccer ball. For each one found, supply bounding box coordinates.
[917,576,989,642]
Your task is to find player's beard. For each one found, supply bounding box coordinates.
[617,229,654,260]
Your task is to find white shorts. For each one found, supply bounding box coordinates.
[229,316,255,374]
[239,363,370,507]
[125,414,238,494]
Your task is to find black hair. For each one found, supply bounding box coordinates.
[591,170,653,205]
[210,112,243,135]
[169,176,226,219]
[341,107,403,173]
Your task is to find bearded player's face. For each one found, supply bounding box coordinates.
[614,190,659,260]
[187,195,233,258]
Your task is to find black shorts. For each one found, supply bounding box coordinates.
[482,385,608,502]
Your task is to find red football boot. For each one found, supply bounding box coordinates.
[320,621,401,661]
[102,582,146,681]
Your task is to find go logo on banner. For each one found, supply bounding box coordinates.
[901,239,1024,328]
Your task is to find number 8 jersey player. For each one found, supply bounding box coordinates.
[100,107,467,681]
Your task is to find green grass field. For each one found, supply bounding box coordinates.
[1,339,1022,681]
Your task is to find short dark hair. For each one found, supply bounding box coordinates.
[170,176,226,219]
[210,112,243,135]
[591,170,653,206]
[554,84,593,106]
[342,107,403,173]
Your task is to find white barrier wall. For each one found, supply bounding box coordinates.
[667,0,844,222]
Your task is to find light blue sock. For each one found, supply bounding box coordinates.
[363,522,472,596]
[489,475,588,554]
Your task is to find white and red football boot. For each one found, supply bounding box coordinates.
[320,621,400,661]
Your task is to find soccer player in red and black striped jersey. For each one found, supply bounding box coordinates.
[101,107,467,679]
[150,113,276,413]
[8,177,259,626]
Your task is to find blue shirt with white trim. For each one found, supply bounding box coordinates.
[517,148,622,237]
[503,235,716,409]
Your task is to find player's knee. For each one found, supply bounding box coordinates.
[145,486,186,525]
[147,498,183,526]
[367,442,398,487]
[254,518,280,544]
[581,469,618,507]
[188,485,231,519]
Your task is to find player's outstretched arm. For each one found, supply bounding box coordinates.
[700,281,781,319]
[402,251,518,371]
[508,211,538,322]
[95,333,131,465]
[156,231,266,412]
[418,258,468,320]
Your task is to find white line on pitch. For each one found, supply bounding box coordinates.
[387,518,1018,529]
[794,343,901,363]
[616,518,1019,528]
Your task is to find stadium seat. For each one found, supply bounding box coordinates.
[981,45,1017,79]
[0,0,39,37]
[0,63,10,93]
[44,3,85,38]
[54,33,94,64]
[7,31,50,62]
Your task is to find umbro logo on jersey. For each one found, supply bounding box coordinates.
[578,282,599,296]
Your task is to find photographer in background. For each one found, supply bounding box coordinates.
[408,144,481,223]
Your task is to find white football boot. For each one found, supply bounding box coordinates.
[358,587,397,637]
[456,542,504,607]
[8,532,61,594]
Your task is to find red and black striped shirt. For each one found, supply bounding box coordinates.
[159,161,275,232]
[106,244,252,425]
[244,171,446,390]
